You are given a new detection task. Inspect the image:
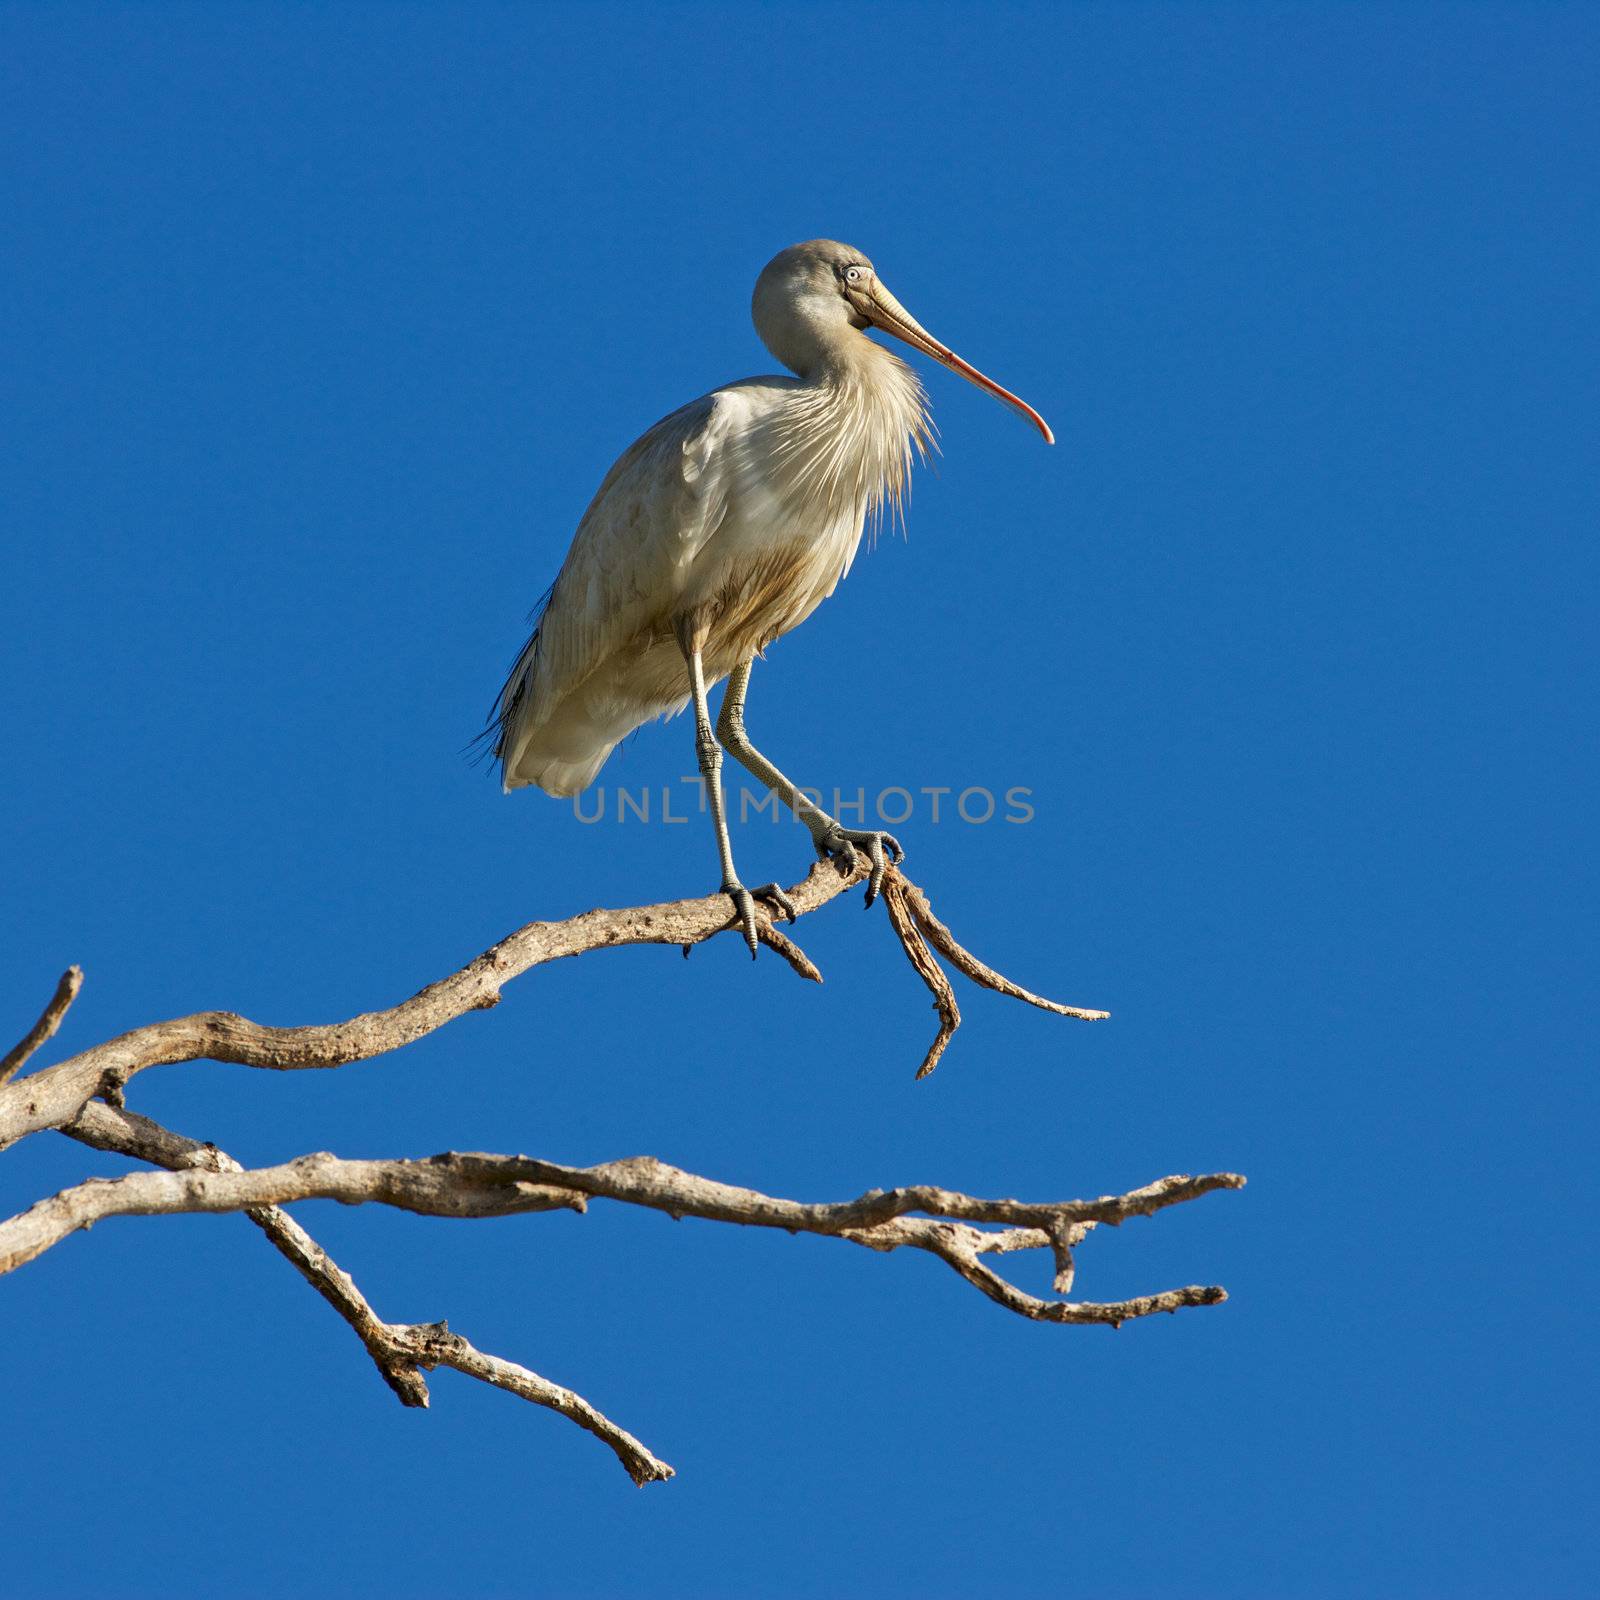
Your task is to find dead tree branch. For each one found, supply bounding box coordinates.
[3,863,1236,1482]
[0,863,1102,1150]
[55,1100,674,1483]
[8,1132,1241,1293]
[1,965,83,1086]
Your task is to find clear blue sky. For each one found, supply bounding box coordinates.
[3,3,1595,1595]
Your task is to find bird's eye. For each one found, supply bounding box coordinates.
[844,265,865,284]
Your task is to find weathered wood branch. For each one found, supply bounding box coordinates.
[6,1127,1242,1321]
[0,965,83,1086]
[881,876,963,1077]
[17,1111,1239,1479]
[0,863,1104,1149]
[56,1101,674,1482]
[4,865,1236,1482]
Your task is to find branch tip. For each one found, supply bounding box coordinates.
[1,965,85,1086]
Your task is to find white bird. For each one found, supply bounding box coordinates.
[489,239,1052,954]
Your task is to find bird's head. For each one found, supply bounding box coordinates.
[752,239,1053,444]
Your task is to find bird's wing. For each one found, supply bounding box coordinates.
[492,390,739,752]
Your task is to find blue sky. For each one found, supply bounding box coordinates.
[3,2,1595,1595]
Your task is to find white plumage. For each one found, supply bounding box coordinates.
[495,355,929,796]
[486,238,1051,948]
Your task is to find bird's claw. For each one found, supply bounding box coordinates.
[751,881,799,923]
[813,826,905,908]
[722,880,797,959]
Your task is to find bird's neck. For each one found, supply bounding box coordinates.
[772,336,933,527]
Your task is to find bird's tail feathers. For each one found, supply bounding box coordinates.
[500,675,689,797]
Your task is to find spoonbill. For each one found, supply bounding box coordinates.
[488,239,1052,954]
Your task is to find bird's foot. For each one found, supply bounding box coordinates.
[722,880,798,959]
[812,825,905,908]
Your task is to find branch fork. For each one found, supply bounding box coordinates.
[3,864,1238,1483]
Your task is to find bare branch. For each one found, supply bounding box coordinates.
[63,1102,436,1405]
[753,920,823,982]
[3,867,1225,1479]
[1,966,83,1086]
[0,863,861,1147]
[0,861,1108,1146]
[59,1102,674,1484]
[881,875,962,1077]
[400,1323,673,1485]
[877,869,1109,1076]
[1,1139,1243,1329]
[900,877,1111,1024]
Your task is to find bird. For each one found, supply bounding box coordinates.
[487,239,1052,955]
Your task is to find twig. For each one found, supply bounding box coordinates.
[59,1101,674,1484]
[404,1324,672,1485]
[878,871,1107,1076]
[755,921,823,982]
[900,876,1110,1023]
[881,876,961,1077]
[1,966,83,1086]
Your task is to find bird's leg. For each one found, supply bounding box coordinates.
[716,658,904,907]
[678,632,796,958]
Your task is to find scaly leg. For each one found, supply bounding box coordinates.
[678,632,797,957]
[716,657,905,907]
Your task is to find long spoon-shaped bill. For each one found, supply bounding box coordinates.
[863,280,1054,444]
